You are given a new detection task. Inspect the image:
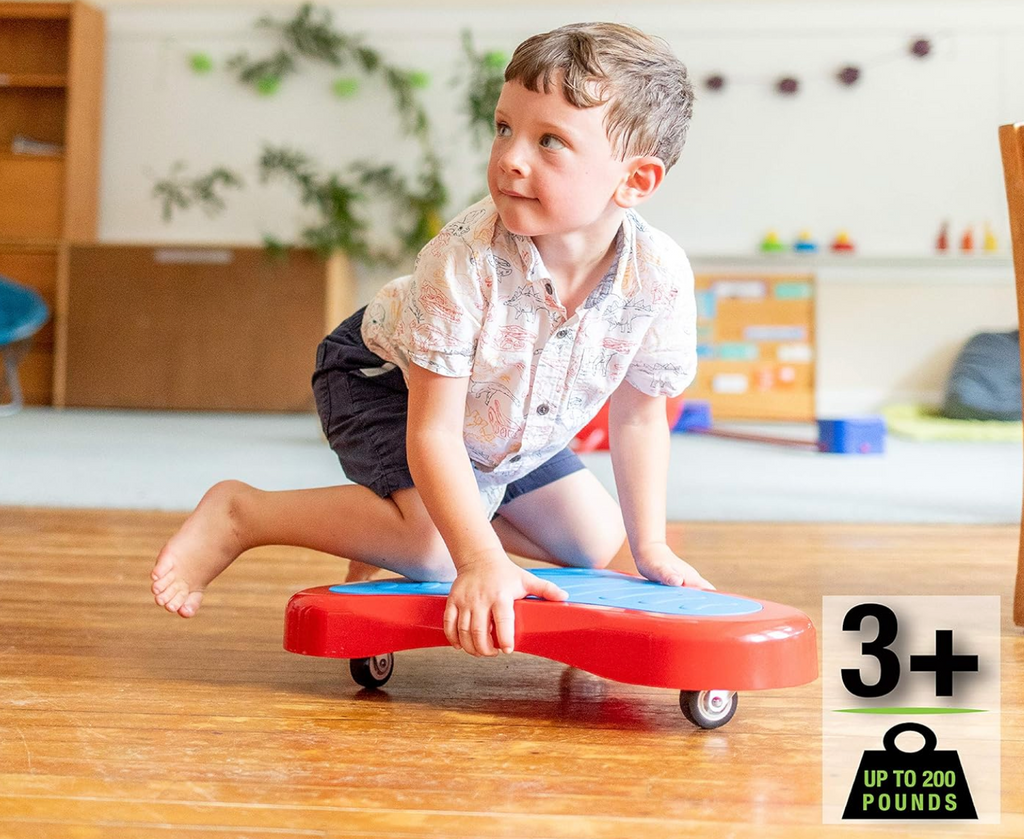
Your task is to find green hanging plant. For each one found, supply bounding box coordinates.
[461,31,507,149]
[227,3,432,147]
[226,48,296,89]
[160,6,506,266]
[152,162,245,222]
[258,145,446,265]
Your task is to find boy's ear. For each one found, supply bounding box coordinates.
[615,156,666,208]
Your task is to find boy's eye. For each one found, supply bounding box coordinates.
[495,122,511,137]
[540,134,566,150]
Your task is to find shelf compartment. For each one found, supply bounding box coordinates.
[0,16,70,76]
[0,154,64,238]
[0,87,67,150]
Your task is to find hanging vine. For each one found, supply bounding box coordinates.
[460,31,507,149]
[156,6,513,265]
[152,162,244,222]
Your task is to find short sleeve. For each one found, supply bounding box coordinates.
[624,263,697,397]
[393,233,486,377]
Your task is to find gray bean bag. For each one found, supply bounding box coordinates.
[941,330,1022,421]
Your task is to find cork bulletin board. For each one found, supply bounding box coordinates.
[687,273,815,421]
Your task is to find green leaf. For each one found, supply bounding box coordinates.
[332,77,360,98]
[189,53,214,74]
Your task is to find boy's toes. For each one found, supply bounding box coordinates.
[151,552,176,582]
[151,575,174,596]
[156,579,185,608]
[164,587,190,614]
[178,591,204,618]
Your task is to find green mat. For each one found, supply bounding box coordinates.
[881,404,1022,442]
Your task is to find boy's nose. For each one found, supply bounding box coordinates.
[500,147,530,177]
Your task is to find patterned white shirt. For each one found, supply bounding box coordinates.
[362,197,697,514]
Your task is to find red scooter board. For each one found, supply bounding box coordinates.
[284,568,817,728]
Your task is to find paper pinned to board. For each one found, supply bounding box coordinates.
[712,373,749,394]
[777,343,814,363]
[713,280,766,299]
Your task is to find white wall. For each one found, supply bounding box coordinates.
[816,278,1017,414]
[92,1,1022,412]
[98,1,1024,255]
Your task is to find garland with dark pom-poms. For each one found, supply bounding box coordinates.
[702,35,933,96]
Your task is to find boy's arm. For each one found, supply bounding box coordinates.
[607,379,714,589]
[405,363,567,657]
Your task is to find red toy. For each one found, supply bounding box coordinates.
[284,568,818,729]
[960,225,974,253]
[573,395,685,453]
[830,230,855,253]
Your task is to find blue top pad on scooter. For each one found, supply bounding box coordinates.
[329,567,762,617]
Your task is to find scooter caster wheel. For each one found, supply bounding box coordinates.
[349,653,394,689]
[680,689,737,729]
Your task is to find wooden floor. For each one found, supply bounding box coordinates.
[1,507,1022,838]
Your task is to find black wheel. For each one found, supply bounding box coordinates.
[349,653,394,688]
[679,689,738,729]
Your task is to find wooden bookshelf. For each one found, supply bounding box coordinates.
[0,1,104,406]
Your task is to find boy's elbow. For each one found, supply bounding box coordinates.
[609,384,666,429]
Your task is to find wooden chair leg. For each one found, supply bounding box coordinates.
[1016,522,1024,627]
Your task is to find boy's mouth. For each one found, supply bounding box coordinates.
[499,187,532,199]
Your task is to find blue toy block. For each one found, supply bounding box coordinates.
[674,399,713,432]
[816,417,886,454]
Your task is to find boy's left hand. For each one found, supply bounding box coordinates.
[634,543,715,590]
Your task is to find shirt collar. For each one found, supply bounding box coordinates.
[491,205,642,299]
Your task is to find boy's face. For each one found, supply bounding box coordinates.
[487,79,633,239]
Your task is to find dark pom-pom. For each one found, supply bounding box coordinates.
[910,38,932,58]
[777,76,799,95]
[705,74,726,92]
[837,65,861,86]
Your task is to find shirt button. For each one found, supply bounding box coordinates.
[509,454,522,463]
[545,282,554,295]
[556,329,568,339]
[536,404,550,416]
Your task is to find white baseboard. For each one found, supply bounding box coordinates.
[816,389,943,418]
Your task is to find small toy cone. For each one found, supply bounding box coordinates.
[793,230,818,252]
[935,221,949,252]
[983,223,998,253]
[761,230,785,253]
[831,230,855,252]
[960,226,974,253]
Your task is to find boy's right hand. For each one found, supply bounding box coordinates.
[443,554,568,657]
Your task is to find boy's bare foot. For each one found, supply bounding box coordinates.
[344,559,382,583]
[150,480,251,618]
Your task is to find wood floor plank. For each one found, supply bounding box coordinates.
[1,507,1021,838]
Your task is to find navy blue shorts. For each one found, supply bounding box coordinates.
[312,307,586,512]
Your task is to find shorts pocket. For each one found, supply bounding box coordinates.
[312,367,335,436]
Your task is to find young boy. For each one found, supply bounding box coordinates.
[151,22,712,657]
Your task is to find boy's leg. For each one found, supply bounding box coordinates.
[151,480,456,617]
[490,470,627,569]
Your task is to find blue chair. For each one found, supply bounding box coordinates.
[0,275,50,415]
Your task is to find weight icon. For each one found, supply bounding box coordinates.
[843,723,977,820]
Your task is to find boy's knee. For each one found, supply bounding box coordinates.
[398,504,455,578]
[591,529,627,569]
[572,520,627,570]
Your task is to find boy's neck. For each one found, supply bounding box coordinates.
[531,206,626,299]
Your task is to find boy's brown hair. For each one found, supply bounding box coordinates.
[504,22,694,171]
